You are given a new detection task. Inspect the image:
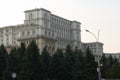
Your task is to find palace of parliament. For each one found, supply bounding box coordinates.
[0,8,81,52]
[0,8,105,61]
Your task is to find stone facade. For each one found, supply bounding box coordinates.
[82,42,104,61]
[0,8,81,52]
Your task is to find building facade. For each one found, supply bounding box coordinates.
[104,53,120,62]
[82,42,104,61]
[0,8,81,52]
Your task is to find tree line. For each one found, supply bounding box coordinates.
[0,41,98,80]
[0,41,120,80]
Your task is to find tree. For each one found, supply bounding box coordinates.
[0,44,8,80]
[105,64,120,79]
[14,43,26,74]
[64,45,75,80]
[3,43,26,80]
[100,54,108,78]
[84,47,98,80]
[50,49,65,80]
[113,57,119,65]
[40,46,51,80]
[104,55,120,79]
[19,41,40,80]
[108,55,114,66]
[73,47,85,80]
[3,48,17,80]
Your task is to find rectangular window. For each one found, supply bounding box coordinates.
[7,42,9,45]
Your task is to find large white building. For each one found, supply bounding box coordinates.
[0,8,81,52]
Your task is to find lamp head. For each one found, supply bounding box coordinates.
[85,29,90,32]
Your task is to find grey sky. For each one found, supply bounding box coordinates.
[0,0,120,53]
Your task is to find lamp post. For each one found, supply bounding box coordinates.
[85,29,102,80]
[85,29,100,42]
[97,60,103,80]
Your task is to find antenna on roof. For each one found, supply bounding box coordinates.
[97,29,100,42]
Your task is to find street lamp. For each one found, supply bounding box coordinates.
[85,29,102,80]
[85,29,100,42]
[11,72,16,80]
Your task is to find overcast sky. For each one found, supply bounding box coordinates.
[0,0,120,53]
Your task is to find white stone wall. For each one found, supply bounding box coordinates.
[0,25,21,47]
[71,21,81,49]
[24,8,81,49]
[0,8,81,52]
[50,14,72,49]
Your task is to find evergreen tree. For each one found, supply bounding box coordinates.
[73,47,85,80]
[19,41,40,80]
[3,48,17,80]
[64,45,72,56]
[113,64,120,79]
[14,43,26,74]
[113,57,119,65]
[105,64,120,79]
[64,45,75,80]
[104,56,120,79]
[101,54,120,79]
[3,43,26,80]
[84,48,98,80]
[0,44,8,80]
[41,46,51,80]
[108,55,114,66]
[50,49,65,80]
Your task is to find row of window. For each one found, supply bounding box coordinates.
[51,16,71,26]
[89,47,103,50]
[45,30,54,37]
[90,44,102,47]
[51,24,70,30]
[0,30,9,34]
[21,30,36,36]
[91,50,102,54]
[27,11,49,20]
[0,41,16,46]
[57,31,70,40]
[0,36,16,45]
[44,25,71,39]
[0,29,16,34]
[51,25,71,40]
